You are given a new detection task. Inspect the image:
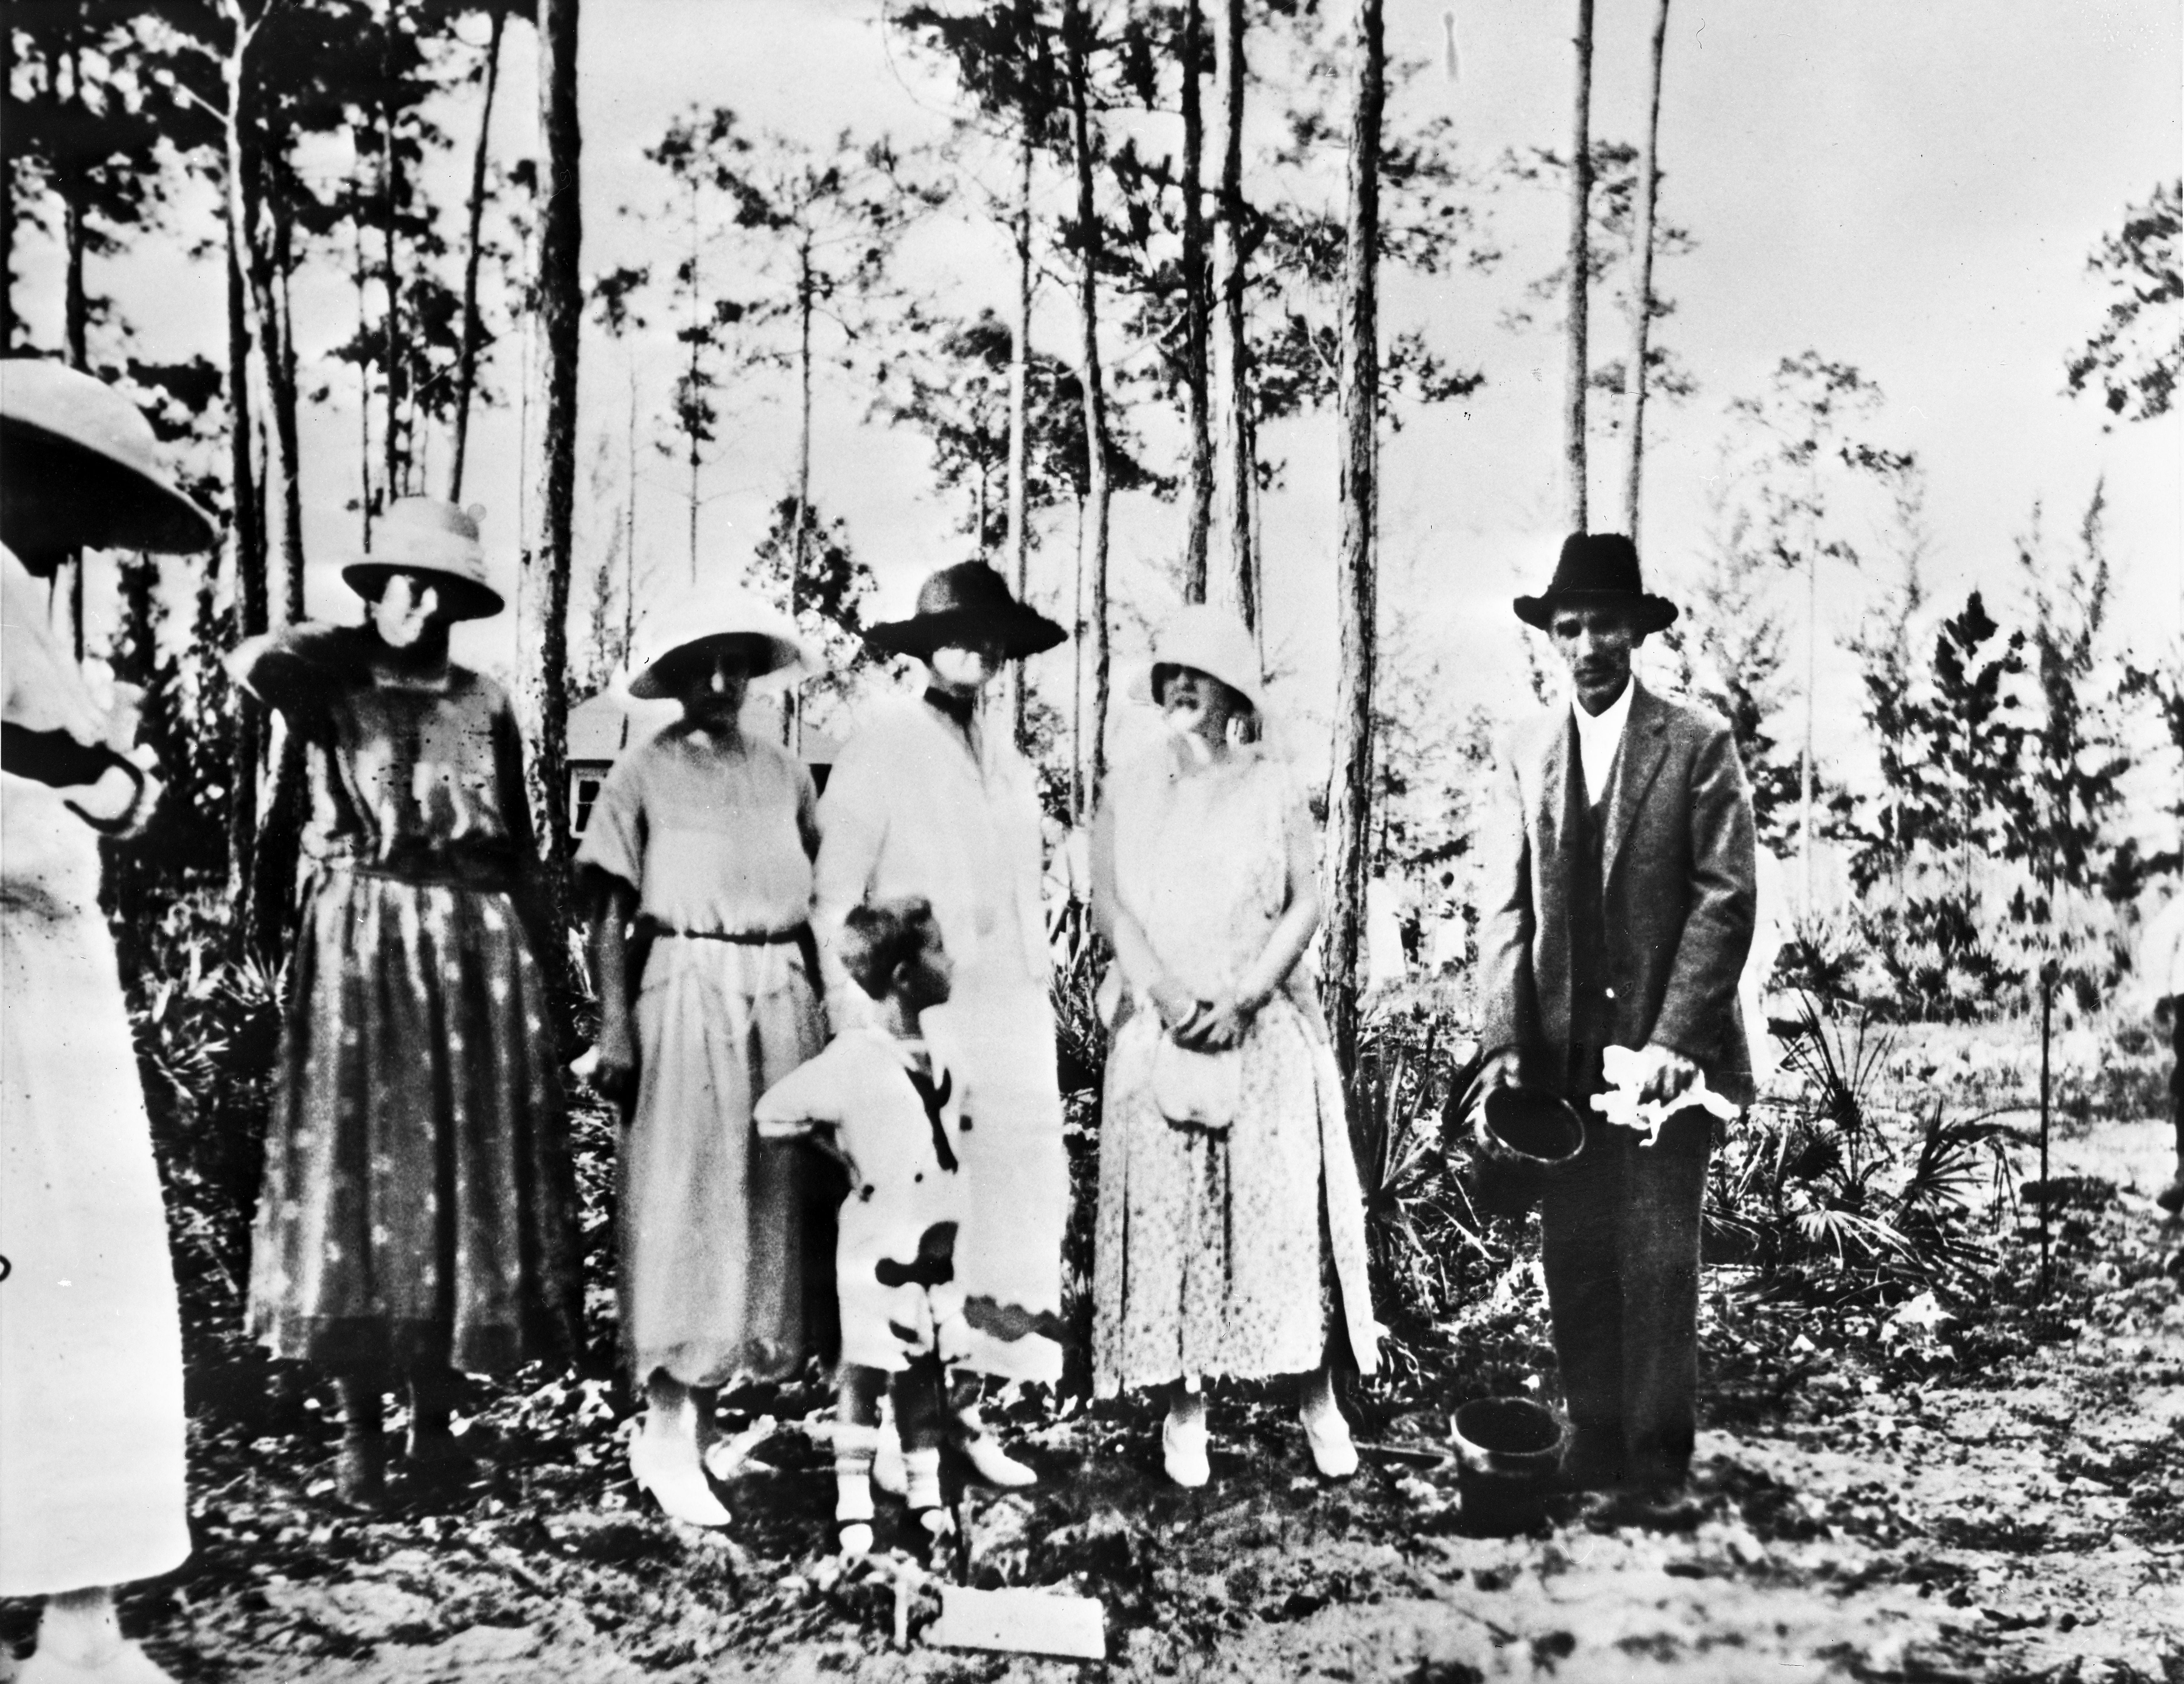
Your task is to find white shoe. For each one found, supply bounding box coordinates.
[17,1643,177,1683]
[1300,1392,1359,1479]
[958,1429,1038,1488]
[629,1427,732,1527]
[836,1521,874,1557]
[1162,1402,1210,1488]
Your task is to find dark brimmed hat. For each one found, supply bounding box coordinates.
[1,357,217,554]
[864,561,1067,662]
[1514,533,1677,634]
[343,498,504,621]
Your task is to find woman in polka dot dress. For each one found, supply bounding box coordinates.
[232,499,580,1509]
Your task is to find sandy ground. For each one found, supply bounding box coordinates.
[6,1110,2179,1683]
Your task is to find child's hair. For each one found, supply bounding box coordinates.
[841,896,944,1000]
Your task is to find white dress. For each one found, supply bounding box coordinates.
[0,545,191,1595]
[813,693,1066,1383]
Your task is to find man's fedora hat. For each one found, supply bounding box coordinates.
[0,357,217,554]
[621,582,815,699]
[344,498,505,622]
[1513,532,1678,634]
[1133,602,1270,718]
[864,561,1067,662]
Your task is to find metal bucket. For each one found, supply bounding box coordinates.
[1451,1398,1566,1534]
[1465,1086,1584,1218]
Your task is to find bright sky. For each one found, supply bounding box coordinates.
[32,0,2183,777]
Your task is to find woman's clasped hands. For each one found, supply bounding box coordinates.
[1148,976,1256,1052]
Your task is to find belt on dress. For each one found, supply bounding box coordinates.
[634,917,821,990]
[638,919,808,945]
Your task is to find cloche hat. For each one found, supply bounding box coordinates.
[863,561,1066,662]
[344,498,505,621]
[1133,603,1269,718]
[0,357,216,553]
[621,582,815,699]
[1513,532,1678,634]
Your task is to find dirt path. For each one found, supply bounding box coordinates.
[12,1120,2180,1684]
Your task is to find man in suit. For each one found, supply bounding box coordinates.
[1478,532,1757,1509]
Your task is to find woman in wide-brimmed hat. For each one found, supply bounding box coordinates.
[1,358,207,1682]
[812,561,1068,1490]
[1087,604,1379,1488]
[232,497,580,1512]
[576,584,834,1528]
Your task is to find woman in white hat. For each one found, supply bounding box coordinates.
[814,561,1070,1488]
[231,497,579,1511]
[577,586,832,1527]
[0,358,207,1681]
[1088,604,1379,1487]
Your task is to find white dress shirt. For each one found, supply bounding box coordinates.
[1571,678,1634,807]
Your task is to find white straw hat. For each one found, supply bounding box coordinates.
[344,499,504,621]
[0,357,216,553]
[1132,603,1269,717]
[621,583,816,699]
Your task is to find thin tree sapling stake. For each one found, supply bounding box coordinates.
[1621,0,1669,541]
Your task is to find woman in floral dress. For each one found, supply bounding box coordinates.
[1090,606,1379,1487]
[234,497,579,1510]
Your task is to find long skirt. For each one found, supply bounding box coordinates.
[621,935,830,1386]
[247,869,580,1375]
[0,888,192,1596]
[924,986,1068,1384]
[1092,994,1380,1396]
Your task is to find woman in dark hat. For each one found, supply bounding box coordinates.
[812,562,1068,1489]
[1,358,207,1682]
[231,497,580,1512]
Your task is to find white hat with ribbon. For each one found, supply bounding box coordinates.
[620,581,816,699]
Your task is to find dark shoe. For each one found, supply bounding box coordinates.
[2157,1177,2184,1215]
[336,1439,388,1512]
[403,1430,479,1494]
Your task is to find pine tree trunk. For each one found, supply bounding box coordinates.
[0,19,14,354]
[219,6,271,934]
[1066,0,1112,803]
[1180,0,1212,604]
[450,3,506,501]
[525,0,581,879]
[380,3,403,502]
[1209,0,1254,629]
[1563,0,1594,534]
[1620,0,1669,541]
[1008,0,1035,747]
[789,244,815,750]
[1327,0,1383,1083]
[60,42,88,660]
[264,157,306,625]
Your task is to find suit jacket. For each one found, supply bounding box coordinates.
[1479,681,1758,1107]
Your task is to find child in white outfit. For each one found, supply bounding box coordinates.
[755,897,971,1552]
